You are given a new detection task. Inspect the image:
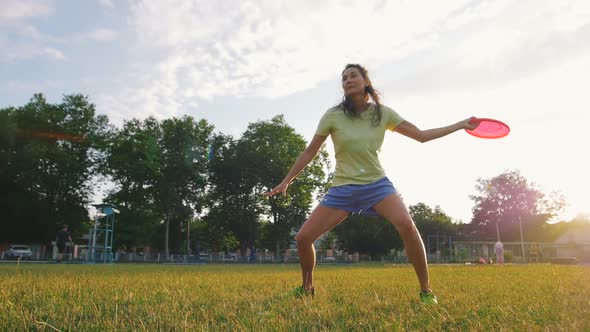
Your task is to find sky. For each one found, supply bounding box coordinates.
[1,0,589,223]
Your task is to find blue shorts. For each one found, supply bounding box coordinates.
[319,176,397,216]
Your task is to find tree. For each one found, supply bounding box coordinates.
[0,94,110,246]
[409,203,456,254]
[106,115,214,256]
[156,116,213,256]
[332,215,402,258]
[105,117,163,249]
[238,115,330,256]
[192,217,238,254]
[319,231,337,251]
[544,214,590,242]
[0,108,17,177]
[206,134,264,260]
[470,170,565,242]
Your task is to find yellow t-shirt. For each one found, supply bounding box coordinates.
[315,104,404,187]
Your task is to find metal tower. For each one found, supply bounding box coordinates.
[87,203,118,263]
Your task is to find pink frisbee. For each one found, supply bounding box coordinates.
[465,118,510,139]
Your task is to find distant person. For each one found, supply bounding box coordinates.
[264,64,478,304]
[56,224,73,263]
[495,240,504,264]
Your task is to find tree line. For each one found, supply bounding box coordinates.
[1,94,584,258]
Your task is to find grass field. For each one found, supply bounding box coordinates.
[1,263,589,331]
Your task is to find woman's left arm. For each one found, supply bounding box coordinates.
[395,117,478,143]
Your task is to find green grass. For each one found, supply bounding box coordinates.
[1,264,589,331]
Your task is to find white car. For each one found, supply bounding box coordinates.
[5,245,33,260]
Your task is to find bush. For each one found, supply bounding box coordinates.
[504,250,513,263]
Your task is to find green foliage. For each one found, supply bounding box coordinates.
[236,115,330,256]
[409,203,456,237]
[106,116,214,254]
[331,203,455,257]
[319,231,337,251]
[470,170,566,241]
[206,134,264,258]
[3,95,332,254]
[541,215,590,242]
[105,117,163,249]
[192,218,239,253]
[332,215,403,258]
[0,94,111,243]
[158,116,214,254]
[409,203,456,254]
[504,250,513,262]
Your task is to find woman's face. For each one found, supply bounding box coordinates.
[342,67,367,97]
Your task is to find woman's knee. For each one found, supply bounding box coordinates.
[295,232,314,247]
[395,216,416,236]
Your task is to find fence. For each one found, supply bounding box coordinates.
[2,243,588,264]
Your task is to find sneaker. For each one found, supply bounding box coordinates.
[420,290,438,304]
[290,285,315,298]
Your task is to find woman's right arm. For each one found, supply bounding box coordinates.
[263,134,328,197]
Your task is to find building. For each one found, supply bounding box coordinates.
[553,225,590,261]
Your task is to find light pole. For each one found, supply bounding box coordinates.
[518,215,525,261]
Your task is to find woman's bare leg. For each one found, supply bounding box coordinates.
[295,205,349,290]
[372,194,431,291]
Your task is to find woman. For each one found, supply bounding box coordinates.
[264,64,478,304]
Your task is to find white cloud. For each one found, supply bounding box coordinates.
[0,0,64,62]
[1,43,65,61]
[380,0,590,98]
[101,0,470,121]
[87,28,118,41]
[128,0,471,99]
[41,47,65,60]
[98,0,114,9]
[3,78,64,90]
[0,0,53,22]
[99,0,590,128]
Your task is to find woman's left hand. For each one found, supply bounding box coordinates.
[461,117,480,130]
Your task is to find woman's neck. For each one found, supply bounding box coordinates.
[348,94,369,114]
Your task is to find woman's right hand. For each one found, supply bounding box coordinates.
[262,134,326,197]
[263,181,289,197]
